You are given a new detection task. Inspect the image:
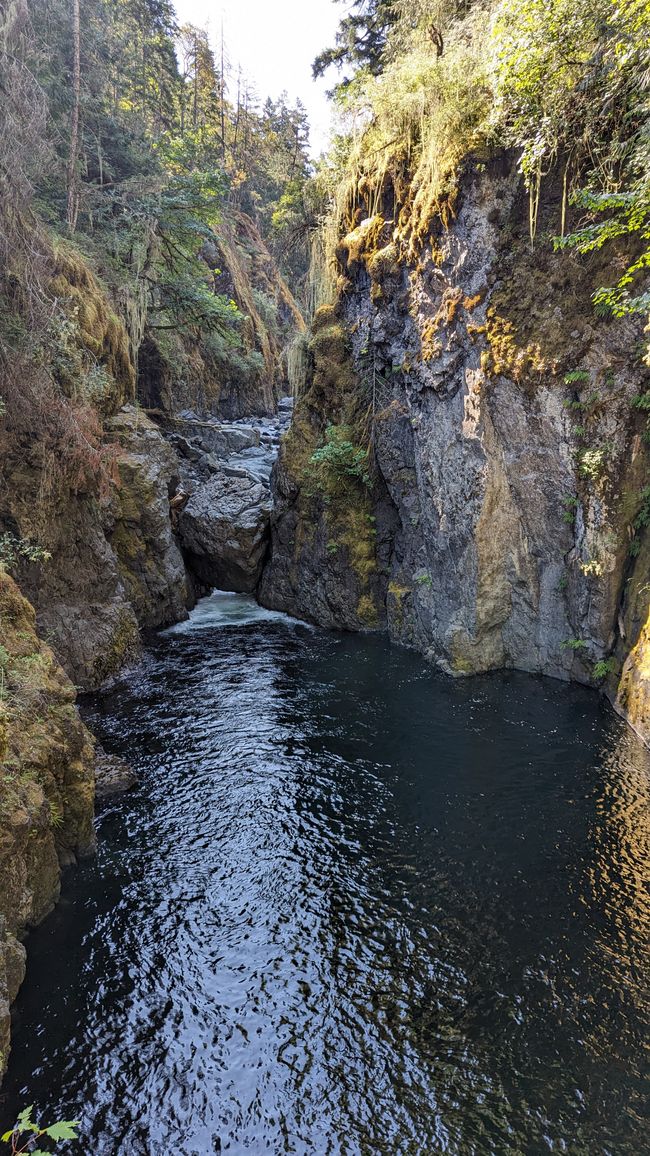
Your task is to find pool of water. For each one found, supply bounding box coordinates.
[1,593,648,1154]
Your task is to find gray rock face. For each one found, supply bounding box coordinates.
[105,407,192,632]
[262,160,649,700]
[178,471,271,593]
[171,419,260,457]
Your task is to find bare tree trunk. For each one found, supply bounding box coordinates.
[233,67,241,163]
[66,0,81,231]
[220,20,226,159]
[192,32,198,129]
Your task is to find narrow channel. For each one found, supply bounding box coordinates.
[1,594,648,1154]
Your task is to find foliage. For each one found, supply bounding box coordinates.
[1,1106,79,1154]
[495,0,650,342]
[561,496,579,523]
[0,535,52,573]
[0,0,310,507]
[313,0,398,89]
[561,638,588,650]
[632,387,650,440]
[593,657,617,680]
[577,446,607,481]
[307,425,371,493]
[494,0,650,200]
[312,0,493,273]
[629,484,650,553]
[633,485,650,528]
[14,0,311,325]
[557,186,650,320]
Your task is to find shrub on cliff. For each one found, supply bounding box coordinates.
[306,425,371,495]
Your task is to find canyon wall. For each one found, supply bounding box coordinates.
[0,572,95,1079]
[261,158,650,744]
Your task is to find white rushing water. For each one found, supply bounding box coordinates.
[164,589,309,633]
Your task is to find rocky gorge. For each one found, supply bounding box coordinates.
[0,0,649,1136]
[0,160,648,1094]
[0,189,302,1078]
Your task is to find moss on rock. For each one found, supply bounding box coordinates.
[50,242,135,412]
[0,570,95,1080]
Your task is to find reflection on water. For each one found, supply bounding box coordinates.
[1,594,648,1154]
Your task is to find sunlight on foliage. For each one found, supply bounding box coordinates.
[1,1105,79,1154]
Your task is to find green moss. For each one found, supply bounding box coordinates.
[49,242,135,410]
[305,425,371,496]
[484,307,545,382]
[283,310,359,482]
[367,243,399,279]
[335,505,377,587]
[387,581,411,630]
[0,568,95,995]
[357,594,379,625]
[311,304,339,333]
[339,215,387,270]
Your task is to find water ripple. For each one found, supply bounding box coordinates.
[1,594,648,1155]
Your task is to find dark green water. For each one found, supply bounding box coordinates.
[1,593,649,1154]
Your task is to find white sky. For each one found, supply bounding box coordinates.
[173,0,342,157]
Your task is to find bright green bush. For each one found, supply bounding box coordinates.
[306,425,371,494]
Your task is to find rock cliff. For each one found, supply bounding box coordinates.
[0,214,303,688]
[2,406,191,690]
[261,158,650,744]
[0,571,95,1078]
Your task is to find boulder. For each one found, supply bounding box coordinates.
[174,419,260,457]
[177,470,271,593]
[95,747,138,798]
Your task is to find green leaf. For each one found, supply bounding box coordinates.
[43,1120,80,1141]
[15,1106,36,1130]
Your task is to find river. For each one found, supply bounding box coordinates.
[1,593,648,1154]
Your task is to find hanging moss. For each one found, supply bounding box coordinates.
[366,243,400,280]
[50,243,135,411]
[287,331,311,399]
[339,215,388,271]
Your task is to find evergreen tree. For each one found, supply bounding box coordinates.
[313,0,397,87]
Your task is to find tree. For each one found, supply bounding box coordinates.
[496,0,650,319]
[313,0,397,87]
[66,0,81,231]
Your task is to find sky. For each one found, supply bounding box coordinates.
[173,0,342,157]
